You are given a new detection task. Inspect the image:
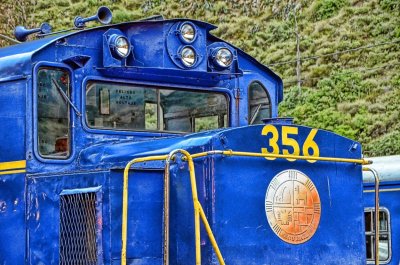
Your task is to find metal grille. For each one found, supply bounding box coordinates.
[59,192,98,265]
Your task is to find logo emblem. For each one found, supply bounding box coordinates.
[265,170,321,244]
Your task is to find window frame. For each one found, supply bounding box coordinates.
[33,62,75,163]
[247,81,272,125]
[365,207,392,264]
[82,78,231,135]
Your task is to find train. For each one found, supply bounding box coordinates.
[0,6,396,265]
[362,156,400,265]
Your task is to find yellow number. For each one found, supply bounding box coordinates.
[281,126,300,162]
[302,129,319,163]
[261,125,319,163]
[261,125,279,160]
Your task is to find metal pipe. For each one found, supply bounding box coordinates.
[163,158,171,265]
[363,167,380,265]
[163,150,180,265]
[191,150,371,165]
[169,150,201,264]
[163,149,225,265]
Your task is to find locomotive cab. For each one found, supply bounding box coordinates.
[1,15,282,162]
[0,8,370,265]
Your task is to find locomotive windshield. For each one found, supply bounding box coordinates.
[37,67,71,158]
[85,82,229,133]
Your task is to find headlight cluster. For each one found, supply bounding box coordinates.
[178,22,197,67]
[108,34,131,59]
[169,21,235,70]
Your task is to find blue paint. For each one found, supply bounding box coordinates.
[0,12,371,265]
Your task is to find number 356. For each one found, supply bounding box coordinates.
[261,125,319,163]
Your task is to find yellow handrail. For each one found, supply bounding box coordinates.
[190,150,371,164]
[121,155,168,265]
[165,149,225,265]
[121,150,370,265]
[121,150,225,265]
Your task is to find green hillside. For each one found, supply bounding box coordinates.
[1,0,399,156]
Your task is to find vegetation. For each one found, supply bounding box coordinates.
[0,0,399,156]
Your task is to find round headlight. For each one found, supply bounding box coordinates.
[214,48,233,68]
[180,46,196,67]
[109,34,131,58]
[114,36,130,58]
[180,23,196,43]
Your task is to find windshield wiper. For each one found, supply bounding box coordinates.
[52,78,82,117]
[249,104,262,125]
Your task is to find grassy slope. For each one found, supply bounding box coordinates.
[0,0,399,156]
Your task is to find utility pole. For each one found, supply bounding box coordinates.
[293,8,301,93]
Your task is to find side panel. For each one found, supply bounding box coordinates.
[208,125,365,264]
[0,79,26,264]
[0,173,26,264]
[0,79,26,162]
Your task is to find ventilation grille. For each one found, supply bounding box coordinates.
[59,192,98,265]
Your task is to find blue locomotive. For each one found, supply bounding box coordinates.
[0,6,384,265]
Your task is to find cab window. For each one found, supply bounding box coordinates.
[248,82,271,124]
[365,208,391,263]
[85,82,229,133]
[37,67,71,158]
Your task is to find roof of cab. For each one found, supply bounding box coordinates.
[0,19,282,100]
[0,19,215,58]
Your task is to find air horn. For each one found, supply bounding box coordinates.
[74,6,113,28]
[14,23,52,42]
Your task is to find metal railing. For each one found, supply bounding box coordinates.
[363,167,380,265]
[121,149,372,265]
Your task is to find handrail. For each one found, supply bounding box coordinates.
[121,155,168,265]
[121,150,225,265]
[121,150,371,265]
[363,167,380,265]
[168,149,225,265]
[190,150,371,164]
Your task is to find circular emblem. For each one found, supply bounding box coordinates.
[265,170,321,244]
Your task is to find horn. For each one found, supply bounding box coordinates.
[74,6,113,28]
[14,22,52,42]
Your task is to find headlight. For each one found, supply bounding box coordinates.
[109,34,131,58]
[213,48,233,68]
[179,22,196,43]
[180,46,196,67]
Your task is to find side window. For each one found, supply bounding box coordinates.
[37,67,71,158]
[365,208,391,263]
[248,82,271,124]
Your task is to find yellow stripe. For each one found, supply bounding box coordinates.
[364,188,400,193]
[0,160,26,171]
[0,169,26,175]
